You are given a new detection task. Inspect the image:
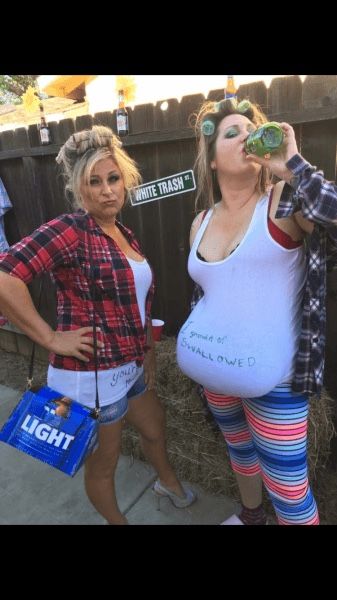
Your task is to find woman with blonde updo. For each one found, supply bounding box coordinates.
[0,125,196,524]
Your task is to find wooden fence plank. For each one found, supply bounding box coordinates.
[57,118,75,144]
[268,106,337,124]
[268,75,302,114]
[154,98,181,131]
[180,94,205,129]
[121,128,195,147]
[237,81,268,111]
[207,88,224,102]
[132,103,156,134]
[75,114,94,131]
[48,120,61,145]
[0,130,16,151]
[301,120,337,181]
[27,124,40,148]
[92,111,115,131]
[303,75,337,109]
[13,127,30,149]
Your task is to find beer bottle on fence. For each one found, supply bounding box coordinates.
[245,122,284,156]
[225,76,237,100]
[116,90,129,137]
[38,103,52,145]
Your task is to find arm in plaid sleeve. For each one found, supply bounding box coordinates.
[277,154,337,268]
[0,214,79,283]
[277,154,337,228]
[0,214,79,340]
[0,215,95,357]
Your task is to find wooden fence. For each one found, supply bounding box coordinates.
[1,74,337,396]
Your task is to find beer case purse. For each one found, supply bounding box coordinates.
[0,247,101,477]
[0,384,98,477]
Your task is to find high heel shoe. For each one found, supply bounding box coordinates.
[220,514,244,525]
[152,479,197,509]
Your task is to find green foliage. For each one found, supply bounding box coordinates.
[0,75,38,105]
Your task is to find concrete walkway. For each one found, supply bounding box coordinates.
[0,384,239,525]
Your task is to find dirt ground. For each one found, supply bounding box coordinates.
[0,341,336,525]
[0,347,48,392]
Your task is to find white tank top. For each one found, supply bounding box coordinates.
[176,193,307,397]
[126,256,152,327]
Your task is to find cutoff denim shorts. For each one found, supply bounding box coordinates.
[99,371,147,425]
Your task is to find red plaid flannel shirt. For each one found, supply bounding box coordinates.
[0,211,155,371]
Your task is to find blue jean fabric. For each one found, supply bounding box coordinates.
[98,371,147,425]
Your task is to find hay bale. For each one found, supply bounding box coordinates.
[121,336,337,521]
[308,389,336,477]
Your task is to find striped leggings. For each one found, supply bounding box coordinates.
[204,384,319,525]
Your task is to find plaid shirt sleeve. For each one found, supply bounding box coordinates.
[275,154,337,395]
[0,215,79,282]
[277,153,337,270]
[276,154,337,226]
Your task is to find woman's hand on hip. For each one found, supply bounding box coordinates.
[47,327,103,362]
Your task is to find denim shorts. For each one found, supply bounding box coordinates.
[98,371,147,425]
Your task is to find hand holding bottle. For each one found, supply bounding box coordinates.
[245,122,299,184]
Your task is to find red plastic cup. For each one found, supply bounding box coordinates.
[0,315,8,327]
[151,319,164,342]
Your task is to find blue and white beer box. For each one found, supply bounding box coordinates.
[0,385,98,476]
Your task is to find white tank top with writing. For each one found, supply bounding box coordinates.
[176,193,307,397]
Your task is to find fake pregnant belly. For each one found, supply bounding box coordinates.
[176,318,291,398]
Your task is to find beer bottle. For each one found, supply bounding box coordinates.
[225,76,237,100]
[38,103,52,145]
[116,90,129,136]
[245,122,284,157]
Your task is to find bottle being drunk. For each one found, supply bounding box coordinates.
[38,103,51,145]
[245,122,284,156]
[116,90,129,136]
[225,75,237,100]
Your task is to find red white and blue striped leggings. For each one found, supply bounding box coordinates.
[204,383,319,525]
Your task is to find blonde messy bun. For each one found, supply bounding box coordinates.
[56,125,141,208]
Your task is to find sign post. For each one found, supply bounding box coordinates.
[130,170,196,206]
